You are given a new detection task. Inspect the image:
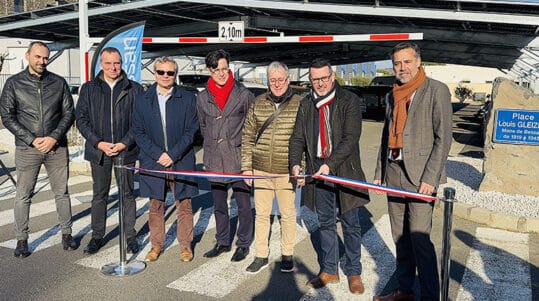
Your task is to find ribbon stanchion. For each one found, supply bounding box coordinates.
[441,187,456,301]
[101,157,146,276]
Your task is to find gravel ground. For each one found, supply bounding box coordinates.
[439,156,539,218]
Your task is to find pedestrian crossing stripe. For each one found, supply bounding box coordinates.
[0,179,533,301]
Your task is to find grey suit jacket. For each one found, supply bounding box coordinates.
[374,77,452,188]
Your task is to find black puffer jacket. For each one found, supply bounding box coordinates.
[0,68,74,147]
[75,71,144,165]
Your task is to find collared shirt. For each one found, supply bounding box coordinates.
[157,87,173,150]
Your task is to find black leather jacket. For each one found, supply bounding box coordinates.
[0,68,74,147]
[75,71,143,165]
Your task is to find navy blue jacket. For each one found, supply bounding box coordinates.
[75,71,143,164]
[132,83,199,200]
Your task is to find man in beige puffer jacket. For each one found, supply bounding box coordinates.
[241,61,302,274]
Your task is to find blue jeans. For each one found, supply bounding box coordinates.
[315,181,362,276]
[14,146,72,240]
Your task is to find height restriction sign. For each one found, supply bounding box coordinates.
[218,21,244,41]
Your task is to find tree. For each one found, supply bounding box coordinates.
[0,48,7,73]
[454,84,473,103]
[350,77,372,86]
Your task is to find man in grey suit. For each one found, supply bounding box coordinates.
[373,42,452,301]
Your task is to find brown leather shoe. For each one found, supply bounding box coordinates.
[374,290,414,301]
[144,246,162,262]
[306,272,340,288]
[348,275,365,294]
[180,247,193,262]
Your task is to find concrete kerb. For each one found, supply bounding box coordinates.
[435,200,539,233]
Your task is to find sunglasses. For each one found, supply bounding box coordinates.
[156,70,176,76]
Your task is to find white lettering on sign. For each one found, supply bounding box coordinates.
[123,37,137,80]
[512,112,534,121]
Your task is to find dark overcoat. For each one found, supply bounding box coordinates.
[289,84,370,214]
[132,84,199,200]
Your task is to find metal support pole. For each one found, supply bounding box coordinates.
[440,187,456,301]
[101,157,145,276]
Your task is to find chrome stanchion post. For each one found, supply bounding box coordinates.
[440,187,456,301]
[101,157,146,276]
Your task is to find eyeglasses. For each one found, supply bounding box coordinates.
[156,70,176,77]
[269,77,289,86]
[210,67,229,74]
[310,74,333,84]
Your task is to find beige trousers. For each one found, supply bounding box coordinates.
[252,169,296,258]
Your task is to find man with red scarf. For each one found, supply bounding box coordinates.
[196,49,255,262]
[289,58,370,294]
[373,43,452,301]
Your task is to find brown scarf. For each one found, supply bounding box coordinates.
[389,66,426,149]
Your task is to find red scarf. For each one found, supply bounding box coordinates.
[389,66,426,149]
[207,70,234,110]
[314,89,336,158]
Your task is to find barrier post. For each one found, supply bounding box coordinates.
[440,187,456,301]
[101,157,146,276]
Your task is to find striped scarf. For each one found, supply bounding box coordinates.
[314,88,336,158]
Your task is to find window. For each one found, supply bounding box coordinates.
[14,0,24,13]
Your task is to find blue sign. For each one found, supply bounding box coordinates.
[91,22,145,82]
[494,109,539,145]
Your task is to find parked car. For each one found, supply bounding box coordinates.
[342,86,367,114]
[69,84,80,104]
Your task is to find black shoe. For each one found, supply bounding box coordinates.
[203,243,231,258]
[246,257,269,273]
[83,238,103,255]
[281,255,294,273]
[14,240,31,258]
[62,234,78,251]
[126,237,139,254]
[231,247,249,262]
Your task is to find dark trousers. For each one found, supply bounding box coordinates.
[387,161,440,300]
[315,181,362,276]
[90,156,136,239]
[211,181,252,247]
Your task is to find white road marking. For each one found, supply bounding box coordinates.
[456,227,531,301]
[0,187,118,227]
[0,198,149,252]
[0,174,90,201]
[166,210,313,298]
[300,214,396,301]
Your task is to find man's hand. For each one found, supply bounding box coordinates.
[97,141,118,157]
[243,170,253,186]
[373,179,384,195]
[33,136,57,154]
[419,182,435,200]
[292,165,305,187]
[111,143,126,154]
[157,152,173,167]
[314,164,330,177]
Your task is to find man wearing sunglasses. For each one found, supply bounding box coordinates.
[196,49,255,262]
[132,57,199,263]
[289,58,370,294]
[76,47,144,255]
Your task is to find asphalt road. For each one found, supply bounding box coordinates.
[0,104,537,301]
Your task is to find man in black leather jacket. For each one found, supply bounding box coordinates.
[0,41,77,257]
[75,47,144,255]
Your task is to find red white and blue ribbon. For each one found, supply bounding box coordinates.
[123,166,437,201]
[314,174,437,202]
[125,166,279,180]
